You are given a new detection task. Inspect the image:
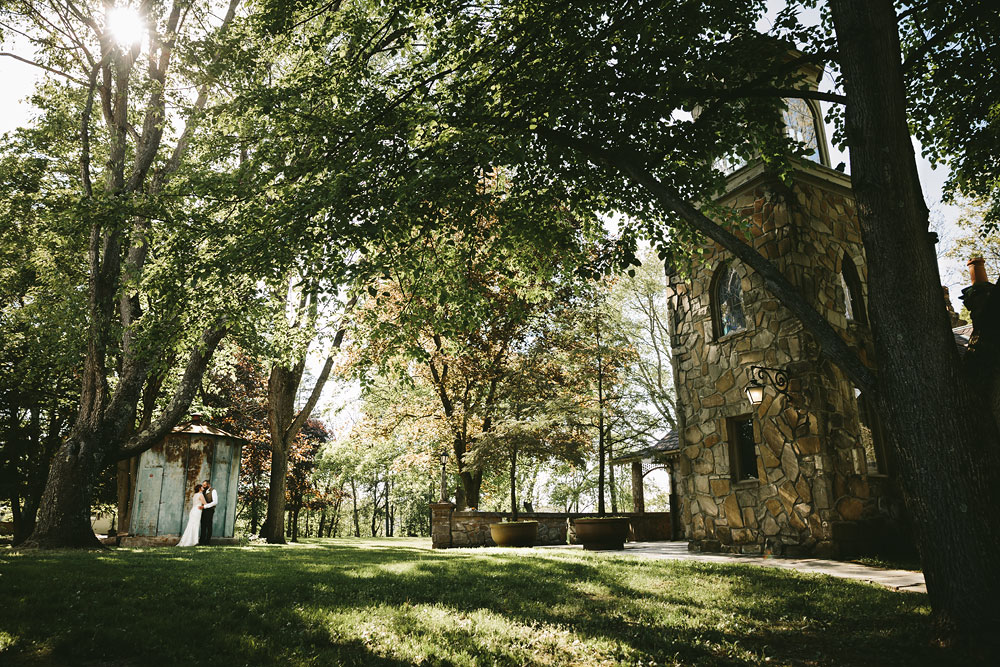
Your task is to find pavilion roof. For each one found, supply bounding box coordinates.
[612,430,680,464]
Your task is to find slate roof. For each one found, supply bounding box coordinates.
[612,430,680,464]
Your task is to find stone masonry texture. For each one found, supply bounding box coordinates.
[667,162,907,558]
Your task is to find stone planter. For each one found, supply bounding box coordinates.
[572,517,630,550]
[489,521,538,547]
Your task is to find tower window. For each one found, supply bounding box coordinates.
[729,416,758,482]
[713,263,747,338]
[783,98,823,165]
[840,254,867,325]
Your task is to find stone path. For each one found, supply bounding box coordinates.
[538,541,926,593]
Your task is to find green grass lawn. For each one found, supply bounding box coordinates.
[0,537,953,666]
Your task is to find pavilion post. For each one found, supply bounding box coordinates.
[631,461,645,514]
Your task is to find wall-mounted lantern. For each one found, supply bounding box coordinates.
[744,366,791,407]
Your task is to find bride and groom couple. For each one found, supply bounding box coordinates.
[177,479,219,547]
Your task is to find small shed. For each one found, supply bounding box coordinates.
[126,415,243,545]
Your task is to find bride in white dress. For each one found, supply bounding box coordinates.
[177,483,206,546]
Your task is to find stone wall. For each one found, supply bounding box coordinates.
[668,161,904,557]
[430,507,672,548]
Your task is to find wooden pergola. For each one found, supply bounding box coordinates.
[613,431,680,535]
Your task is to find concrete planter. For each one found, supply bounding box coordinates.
[572,517,630,550]
[489,521,538,547]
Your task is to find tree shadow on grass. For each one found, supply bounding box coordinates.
[0,540,941,666]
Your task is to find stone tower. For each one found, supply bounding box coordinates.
[666,78,906,557]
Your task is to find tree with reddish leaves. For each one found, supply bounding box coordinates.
[201,349,271,535]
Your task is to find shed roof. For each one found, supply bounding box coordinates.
[171,417,243,441]
[612,430,680,464]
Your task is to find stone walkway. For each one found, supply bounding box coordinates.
[539,541,926,593]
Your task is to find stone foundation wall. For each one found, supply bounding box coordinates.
[431,508,672,548]
[668,163,903,557]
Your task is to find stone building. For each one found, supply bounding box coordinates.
[665,84,909,557]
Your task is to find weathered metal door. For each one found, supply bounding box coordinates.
[131,466,163,536]
[160,436,189,535]
[210,443,231,537]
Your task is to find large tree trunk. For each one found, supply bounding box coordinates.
[22,434,103,549]
[457,469,482,509]
[261,293,352,544]
[830,0,1000,640]
[260,440,289,544]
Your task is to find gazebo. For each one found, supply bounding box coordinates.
[613,431,681,539]
[124,415,243,546]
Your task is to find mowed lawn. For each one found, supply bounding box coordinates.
[0,537,949,666]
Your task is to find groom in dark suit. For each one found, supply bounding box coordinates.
[199,479,218,545]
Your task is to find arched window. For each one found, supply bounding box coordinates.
[840,254,867,325]
[783,98,824,165]
[713,263,747,338]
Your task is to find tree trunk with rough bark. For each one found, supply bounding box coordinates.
[27,433,104,549]
[457,468,482,509]
[830,0,1000,640]
[260,436,290,544]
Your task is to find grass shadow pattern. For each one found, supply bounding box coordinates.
[0,537,949,666]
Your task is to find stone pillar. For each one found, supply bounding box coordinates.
[630,461,645,514]
[430,501,455,549]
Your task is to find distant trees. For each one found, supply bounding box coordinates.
[201,349,271,535]
[349,193,601,508]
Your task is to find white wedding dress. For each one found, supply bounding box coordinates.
[177,492,205,546]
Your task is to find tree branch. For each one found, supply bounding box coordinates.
[542,128,877,393]
[118,323,229,459]
[901,7,976,72]
[285,297,357,440]
[0,52,87,85]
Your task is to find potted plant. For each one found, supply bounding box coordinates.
[572,516,630,550]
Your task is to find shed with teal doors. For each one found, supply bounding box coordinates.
[127,416,243,545]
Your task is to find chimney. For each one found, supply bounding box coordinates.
[969,257,989,285]
[190,414,202,423]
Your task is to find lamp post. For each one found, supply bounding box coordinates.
[439,451,449,502]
